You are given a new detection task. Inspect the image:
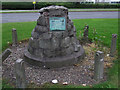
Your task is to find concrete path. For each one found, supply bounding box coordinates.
[1,11,119,23]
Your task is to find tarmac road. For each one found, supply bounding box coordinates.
[1,11,119,23]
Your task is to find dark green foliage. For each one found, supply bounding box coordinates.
[2,2,120,10]
[2,2,33,10]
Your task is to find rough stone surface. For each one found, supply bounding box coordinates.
[37,16,47,26]
[2,48,12,62]
[24,6,85,68]
[12,28,18,46]
[110,34,117,57]
[94,51,104,81]
[15,59,27,88]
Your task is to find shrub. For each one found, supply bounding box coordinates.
[2,2,120,10]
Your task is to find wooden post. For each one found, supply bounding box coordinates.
[110,34,117,57]
[12,28,18,46]
[15,59,27,88]
[94,51,104,81]
[1,48,12,62]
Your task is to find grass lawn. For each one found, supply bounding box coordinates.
[2,18,118,88]
[2,18,118,51]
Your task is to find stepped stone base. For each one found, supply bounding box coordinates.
[24,45,85,68]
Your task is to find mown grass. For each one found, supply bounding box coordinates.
[2,21,36,51]
[73,19,118,48]
[2,18,118,88]
[2,19,118,51]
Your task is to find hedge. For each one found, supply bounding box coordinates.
[2,2,120,10]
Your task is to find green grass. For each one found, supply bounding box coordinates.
[2,21,36,51]
[2,19,118,51]
[2,79,14,88]
[2,18,118,88]
[73,19,118,48]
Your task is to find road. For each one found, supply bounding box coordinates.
[1,11,118,23]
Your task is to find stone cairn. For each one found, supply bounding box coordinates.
[24,6,85,68]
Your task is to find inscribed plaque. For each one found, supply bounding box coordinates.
[49,17,66,31]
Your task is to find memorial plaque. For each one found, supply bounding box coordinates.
[49,17,66,31]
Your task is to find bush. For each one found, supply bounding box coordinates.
[2,2,120,10]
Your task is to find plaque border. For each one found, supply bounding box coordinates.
[48,16,67,31]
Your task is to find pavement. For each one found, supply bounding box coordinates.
[1,11,118,23]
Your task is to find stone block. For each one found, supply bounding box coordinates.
[94,51,104,81]
[2,48,12,62]
[15,59,27,88]
[110,34,117,57]
[40,32,52,40]
[34,49,44,58]
[39,39,52,49]
[51,37,60,50]
[61,45,74,56]
[37,16,47,26]
[28,45,34,54]
[61,37,71,48]
[69,30,75,37]
[31,31,39,39]
[49,9,66,16]
[74,45,78,52]
[31,29,35,36]
[53,32,63,39]
[62,31,69,38]
[43,12,49,16]
[74,44,81,52]
[43,50,55,58]
[12,28,18,46]
[29,37,39,49]
[28,37,33,47]
[67,24,72,31]
[66,45,74,55]
[71,37,77,44]
[68,21,74,28]
[49,10,60,16]
[35,25,48,34]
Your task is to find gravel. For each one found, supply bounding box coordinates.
[3,41,115,87]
